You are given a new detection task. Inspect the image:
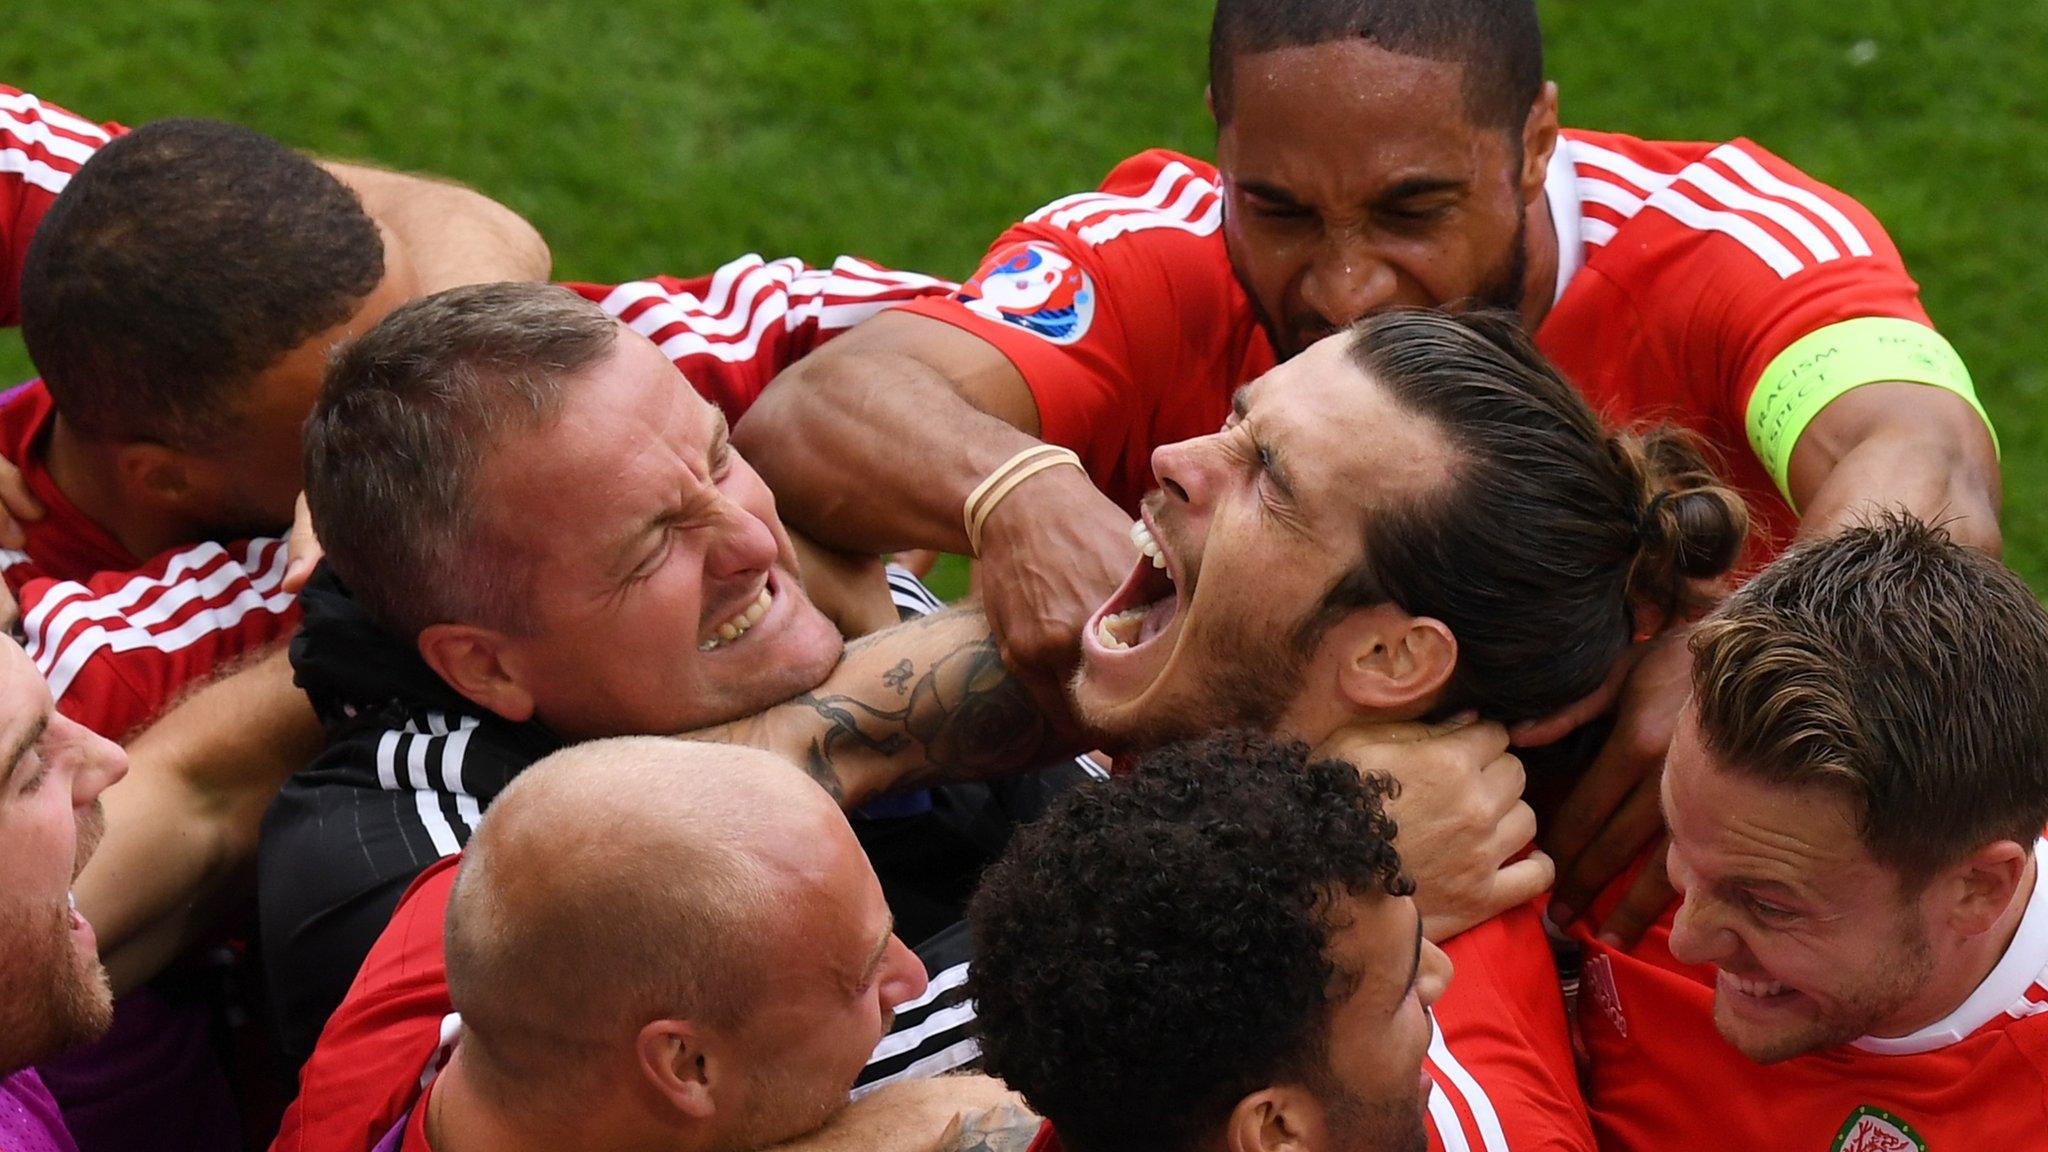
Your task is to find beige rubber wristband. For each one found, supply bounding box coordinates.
[963,445,1085,556]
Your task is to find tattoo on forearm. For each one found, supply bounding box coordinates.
[937,1103,1042,1152]
[690,607,1063,802]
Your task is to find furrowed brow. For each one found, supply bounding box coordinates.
[1379,176,1467,203]
[1236,180,1304,206]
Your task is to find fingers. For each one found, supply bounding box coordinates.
[0,584,16,634]
[1494,850,1557,910]
[1539,723,1657,870]
[1549,777,1667,929]
[283,493,324,594]
[1486,800,1539,862]
[1597,837,1675,950]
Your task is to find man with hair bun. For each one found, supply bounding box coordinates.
[734,0,2003,948]
[1577,512,2048,1148]
[980,309,1746,1152]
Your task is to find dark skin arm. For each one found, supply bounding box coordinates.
[732,311,1137,689]
[687,603,1078,806]
[1533,382,2000,946]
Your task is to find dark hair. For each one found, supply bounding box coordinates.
[1209,0,1544,130]
[19,118,384,449]
[304,282,619,640]
[968,731,1412,1152]
[1303,308,1747,725]
[1690,512,2048,880]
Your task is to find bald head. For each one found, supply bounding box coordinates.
[444,737,851,1087]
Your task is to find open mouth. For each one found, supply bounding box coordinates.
[1082,508,1191,689]
[699,575,775,653]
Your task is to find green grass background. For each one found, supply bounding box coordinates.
[5,2,2041,597]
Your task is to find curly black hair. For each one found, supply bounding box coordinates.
[967,730,1411,1152]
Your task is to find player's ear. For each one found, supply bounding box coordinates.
[1520,81,1561,203]
[113,440,201,510]
[1226,1087,1317,1152]
[1935,838,2032,938]
[1329,604,1457,718]
[418,623,535,723]
[637,1018,720,1121]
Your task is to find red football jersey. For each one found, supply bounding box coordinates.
[1427,903,1594,1152]
[898,134,1940,563]
[271,856,461,1152]
[0,385,299,738]
[1576,842,2048,1150]
[0,84,121,327]
[567,253,955,421]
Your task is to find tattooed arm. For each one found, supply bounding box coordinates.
[761,1076,1036,1152]
[686,605,1078,807]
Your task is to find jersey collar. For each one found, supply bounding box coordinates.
[1542,137,1585,308]
[1852,838,2048,1055]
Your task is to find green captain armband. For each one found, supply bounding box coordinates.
[1746,316,1995,507]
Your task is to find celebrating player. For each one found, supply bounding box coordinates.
[1575,514,2048,1147]
[731,0,2002,941]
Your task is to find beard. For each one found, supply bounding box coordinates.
[1316,1065,1430,1152]
[712,1051,856,1152]
[1078,603,1318,754]
[0,897,114,1072]
[1717,922,1937,1065]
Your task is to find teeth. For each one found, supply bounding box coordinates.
[699,587,773,652]
[1128,520,1167,570]
[1096,607,1148,651]
[1721,970,1789,999]
[68,891,77,911]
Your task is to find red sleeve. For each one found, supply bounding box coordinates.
[0,85,124,327]
[567,254,955,421]
[892,150,1249,496]
[1428,904,1596,1151]
[274,857,462,1152]
[1628,138,1932,430]
[17,538,300,740]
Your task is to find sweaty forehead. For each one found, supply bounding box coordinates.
[1221,40,1501,191]
[1665,720,1874,890]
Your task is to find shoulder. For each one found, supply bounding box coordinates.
[1,83,120,200]
[1563,130,1904,288]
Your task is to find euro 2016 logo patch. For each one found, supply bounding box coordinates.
[1830,1106,1926,1152]
[955,241,1096,345]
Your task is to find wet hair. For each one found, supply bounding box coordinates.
[1302,308,1748,725]
[304,282,619,639]
[20,118,384,450]
[1691,512,2048,881]
[1209,0,1544,130]
[969,731,1412,1152]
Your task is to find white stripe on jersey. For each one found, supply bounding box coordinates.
[891,958,971,1014]
[1568,138,1863,280]
[849,1037,982,1099]
[1426,1074,1474,1152]
[1032,160,1198,229]
[866,1000,978,1063]
[22,540,278,657]
[30,541,294,700]
[376,712,484,858]
[0,112,101,167]
[1708,144,1872,257]
[1076,191,1223,247]
[0,91,112,145]
[1427,1022,1510,1152]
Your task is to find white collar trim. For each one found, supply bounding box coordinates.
[1542,137,1584,308]
[1853,839,2048,1055]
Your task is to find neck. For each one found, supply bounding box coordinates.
[1886,852,2038,1038]
[1518,187,1561,330]
[427,1049,595,1152]
[43,417,196,560]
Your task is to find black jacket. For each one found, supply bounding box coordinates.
[258,566,561,1061]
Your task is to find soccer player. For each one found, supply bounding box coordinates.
[0,636,130,1152]
[1049,309,1746,1151]
[1574,514,2048,1148]
[970,732,1450,1152]
[731,0,2002,940]
[267,288,1532,1152]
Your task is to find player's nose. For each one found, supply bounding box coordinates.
[1300,242,1398,331]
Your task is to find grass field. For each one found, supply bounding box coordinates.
[6,2,2043,595]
